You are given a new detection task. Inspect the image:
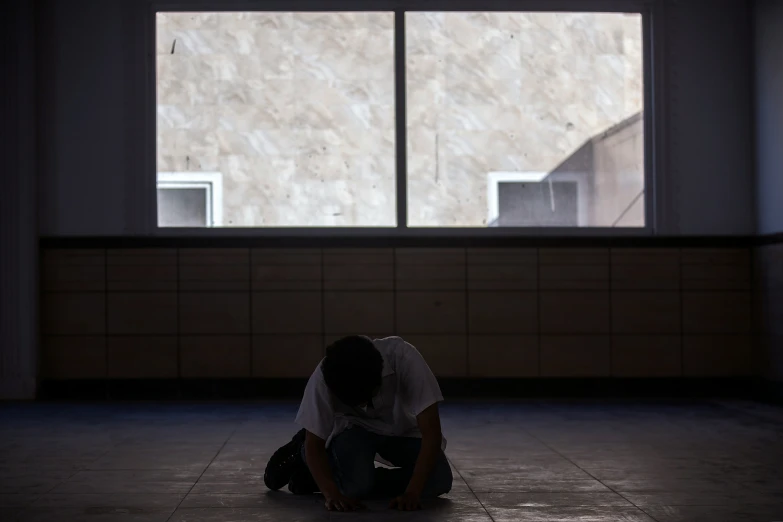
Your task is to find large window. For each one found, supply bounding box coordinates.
[156,11,646,229]
[156,12,396,227]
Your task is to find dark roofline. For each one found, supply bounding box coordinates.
[544,110,644,179]
[592,111,644,142]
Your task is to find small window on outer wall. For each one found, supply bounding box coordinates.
[156,11,646,229]
[157,172,223,227]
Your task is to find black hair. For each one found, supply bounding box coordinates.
[321,335,383,407]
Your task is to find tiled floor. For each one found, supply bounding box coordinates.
[1,400,783,521]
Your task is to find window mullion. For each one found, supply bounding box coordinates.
[394,9,408,229]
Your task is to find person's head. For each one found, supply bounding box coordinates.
[321,335,383,407]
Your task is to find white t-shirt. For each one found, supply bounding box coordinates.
[295,336,446,450]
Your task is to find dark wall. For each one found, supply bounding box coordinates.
[33,0,756,236]
[665,0,755,235]
[0,0,765,399]
[754,0,783,235]
[36,0,150,236]
[756,244,783,386]
[40,246,754,383]
[1,0,38,398]
[754,0,783,388]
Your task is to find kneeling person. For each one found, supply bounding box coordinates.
[264,335,452,511]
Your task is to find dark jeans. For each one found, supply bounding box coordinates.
[321,426,453,500]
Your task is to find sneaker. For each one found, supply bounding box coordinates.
[264,428,306,491]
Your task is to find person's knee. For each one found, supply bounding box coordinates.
[330,428,378,499]
[424,458,453,497]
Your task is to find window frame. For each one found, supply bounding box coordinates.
[146,0,658,237]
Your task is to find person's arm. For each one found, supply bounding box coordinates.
[390,403,443,511]
[304,430,365,512]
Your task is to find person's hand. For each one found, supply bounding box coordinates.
[324,492,365,512]
[389,490,422,511]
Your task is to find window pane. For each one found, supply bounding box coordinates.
[158,188,208,227]
[406,12,645,227]
[156,12,395,227]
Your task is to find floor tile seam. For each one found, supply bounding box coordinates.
[447,456,497,522]
[165,428,238,522]
[33,446,118,501]
[519,428,664,522]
